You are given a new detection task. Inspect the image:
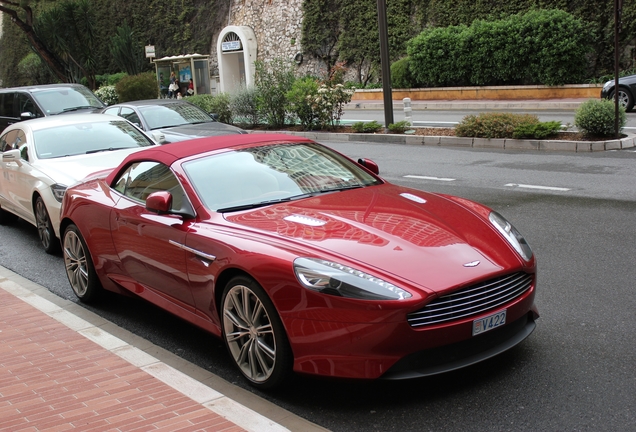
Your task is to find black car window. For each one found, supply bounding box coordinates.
[115,161,185,211]
[0,93,15,118]
[17,94,41,118]
[119,107,142,127]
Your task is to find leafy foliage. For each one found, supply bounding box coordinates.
[512,121,563,139]
[115,72,158,102]
[455,113,540,138]
[388,120,412,134]
[408,9,591,87]
[187,93,233,124]
[254,59,296,128]
[390,57,416,89]
[301,0,341,72]
[574,99,626,137]
[287,77,321,130]
[17,52,57,85]
[94,85,119,105]
[109,22,145,76]
[230,86,262,127]
[352,120,383,133]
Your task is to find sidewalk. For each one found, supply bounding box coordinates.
[0,266,327,432]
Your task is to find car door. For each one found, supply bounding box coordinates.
[0,127,36,222]
[110,160,195,307]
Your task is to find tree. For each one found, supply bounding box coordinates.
[110,22,145,76]
[0,0,68,81]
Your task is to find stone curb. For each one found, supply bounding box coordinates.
[348,100,588,110]
[250,130,636,152]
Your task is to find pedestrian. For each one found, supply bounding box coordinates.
[187,79,194,96]
[168,72,178,98]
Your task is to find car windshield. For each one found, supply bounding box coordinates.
[33,120,154,159]
[138,103,213,129]
[182,142,382,212]
[30,87,104,115]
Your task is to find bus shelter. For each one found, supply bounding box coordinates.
[153,54,211,98]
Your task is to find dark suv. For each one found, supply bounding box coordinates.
[0,84,105,133]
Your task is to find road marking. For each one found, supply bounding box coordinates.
[405,175,456,182]
[505,183,571,191]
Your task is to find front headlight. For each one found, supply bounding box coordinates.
[293,257,412,300]
[51,183,68,203]
[603,80,614,89]
[489,212,533,262]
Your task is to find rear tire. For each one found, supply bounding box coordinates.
[35,196,59,254]
[221,276,292,389]
[63,224,102,303]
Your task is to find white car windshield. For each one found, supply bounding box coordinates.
[182,142,381,212]
[33,120,154,159]
[139,103,213,130]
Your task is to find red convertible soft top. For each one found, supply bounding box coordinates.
[105,133,313,185]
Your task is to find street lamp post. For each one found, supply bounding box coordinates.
[614,0,622,138]
[377,0,393,131]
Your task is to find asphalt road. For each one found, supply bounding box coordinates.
[0,142,634,431]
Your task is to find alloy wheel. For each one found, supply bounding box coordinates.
[63,229,89,297]
[223,284,277,383]
[35,198,53,250]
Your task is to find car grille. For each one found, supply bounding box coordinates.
[407,272,533,328]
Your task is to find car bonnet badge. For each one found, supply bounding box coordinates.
[463,260,480,267]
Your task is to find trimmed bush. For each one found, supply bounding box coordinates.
[352,121,383,133]
[230,86,261,127]
[388,120,411,134]
[456,113,539,138]
[115,73,158,102]
[391,57,416,89]
[287,77,320,130]
[512,121,563,139]
[255,58,296,128]
[187,93,233,124]
[574,99,626,137]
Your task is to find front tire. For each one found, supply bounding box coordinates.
[35,196,59,254]
[63,224,102,303]
[610,87,634,111]
[221,276,292,389]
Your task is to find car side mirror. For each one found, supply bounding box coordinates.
[20,112,35,120]
[2,149,23,166]
[357,158,379,175]
[146,191,172,214]
[209,113,219,121]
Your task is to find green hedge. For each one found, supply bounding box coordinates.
[407,9,591,87]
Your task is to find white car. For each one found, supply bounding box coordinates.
[0,113,156,253]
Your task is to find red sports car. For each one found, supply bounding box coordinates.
[60,134,538,389]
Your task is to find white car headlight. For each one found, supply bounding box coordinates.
[603,80,614,89]
[294,257,412,301]
[51,184,68,203]
[489,212,533,262]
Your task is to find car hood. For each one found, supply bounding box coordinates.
[158,122,246,142]
[223,184,521,294]
[33,147,144,186]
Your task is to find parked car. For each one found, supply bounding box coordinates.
[0,114,156,253]
[0,84,105,132]
[600,74,636,111]
[59,133,539,389]
[102,99,246,144]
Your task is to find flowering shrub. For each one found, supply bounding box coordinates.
[286,79,355,130]
[94,85,119,105]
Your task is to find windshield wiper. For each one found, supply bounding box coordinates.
[86,147,130,154]
[217,193,315,213]
[60,106,99,113]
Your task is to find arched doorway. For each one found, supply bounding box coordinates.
[217,26,257,93]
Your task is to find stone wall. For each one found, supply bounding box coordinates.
[211,0,325,78]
